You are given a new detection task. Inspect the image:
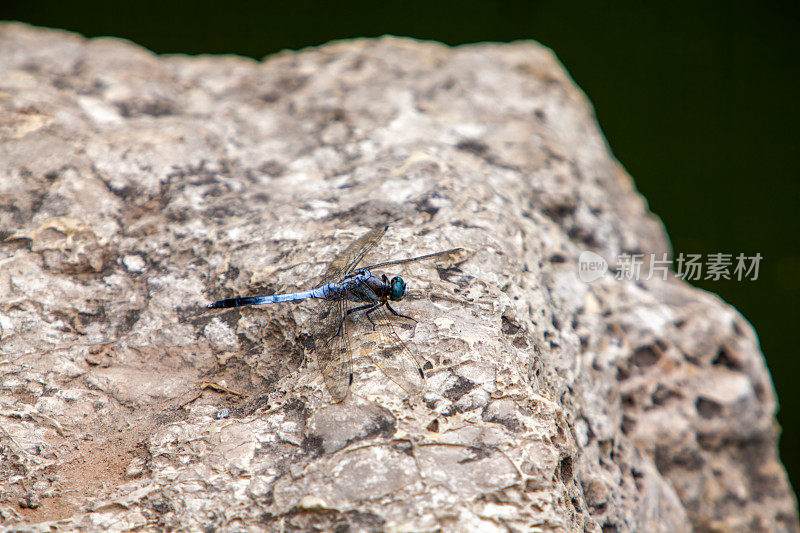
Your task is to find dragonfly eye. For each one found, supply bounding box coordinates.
[389,276,406,301]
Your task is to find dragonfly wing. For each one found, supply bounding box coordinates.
[314,297,353,402]
[366,303,426,397]
[317,225,388,286]
[361,247,463,271]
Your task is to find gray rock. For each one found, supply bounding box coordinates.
[0,22,796,532]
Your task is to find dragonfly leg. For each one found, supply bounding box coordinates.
[362,302,385,330]
[330,303,375,339]
[346,303,375,315]
[385,302,418,323]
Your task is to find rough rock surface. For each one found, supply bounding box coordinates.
[0,22,796,532]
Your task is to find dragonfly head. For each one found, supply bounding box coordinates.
[388,276,407,301]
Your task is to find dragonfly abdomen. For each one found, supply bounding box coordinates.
[208,289,320,309]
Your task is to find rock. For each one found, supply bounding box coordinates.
[125,457,146,479]
[0,22,796,532]
[18,493,40,510]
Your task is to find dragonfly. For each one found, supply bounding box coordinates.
[208,225,461,402]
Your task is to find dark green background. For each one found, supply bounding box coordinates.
[4,0,798,496]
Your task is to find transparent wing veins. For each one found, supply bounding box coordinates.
[362,247,463,271]
[314,297,353,402]
[317,225,388,286]
[344,277,425,397]
[367,303,426,397]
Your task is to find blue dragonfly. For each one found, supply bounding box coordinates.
[208,225,461,402]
